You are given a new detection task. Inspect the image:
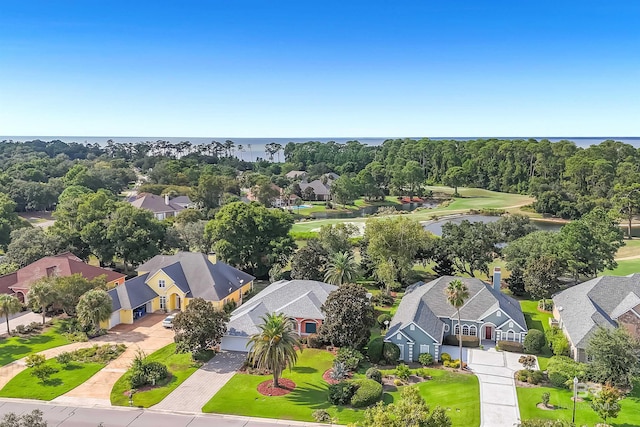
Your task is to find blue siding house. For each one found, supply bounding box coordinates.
[384,269,527,363]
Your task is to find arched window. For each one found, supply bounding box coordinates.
[506,330,516,341]
[454,324,460,335]
[469,325,477,336]
[444,324,450,333]
[462,325,470,336]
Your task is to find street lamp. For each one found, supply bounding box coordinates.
[572,376,579,424]
[384,320,390,331]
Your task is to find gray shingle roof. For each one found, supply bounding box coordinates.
[226,280,337,338]
[129,193,185,214]
[385,276,527,342]
[552,274,640,348]
[108,273,157,310]
[299,180,330,196]
[137,252,255,301]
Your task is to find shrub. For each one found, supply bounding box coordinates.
[546,327,570,356]
[330,361,348,381]
[546,356,587,389]
[223,300,237,314]
[14,324,26,334]
[443,335,480,347]
[335,347,364,371]
[524,330,546,354]
[367,336,384,363]
[25,354,45,369]
[144,361,169,385]
[307,334,324,349]
[538,299,554,311]
[64,331,88,342]
[56,352,73,366]
[327,381,356,405]
[382,342,400,364]
[416,368,431,379]
[312,409,332,423]
[394,363,411,381]
[377,313,392,327]
[440,352,452,363]
[548,371,568,388]
[393,378,403,386]
[28,321,42,331]
[128,350,169,389]
[31,364,58,383]
[527,370,544,385]
[371,292,394,306]
[518,355,537,370]
[365,367,382,383]
[130,370,148,389]
[449,359,461,369]
[516,370,529,382]
[350,378,383,408]
[418,353,434,366]
[541,392,550,407]
[497,340,524,353]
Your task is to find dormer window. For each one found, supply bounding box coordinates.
[159,279,166,288]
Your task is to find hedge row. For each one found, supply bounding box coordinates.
[497,340,524,353]
[443,335,480,348]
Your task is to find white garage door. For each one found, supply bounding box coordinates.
[109,311,120,329]
[220,336,250,352]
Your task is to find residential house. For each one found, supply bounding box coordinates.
[0,253,125,304]
[552,273,640,362]
[220,279,337,352]
[245,184,299,207]
[385,270,527,362]
[129,193,186,220]
[170,195,193,209]
[103,252,255,329]
[298,173,339,201]
[285,170,307,180]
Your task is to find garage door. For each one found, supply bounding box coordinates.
[109,311,121,329]
[220,336,250,352]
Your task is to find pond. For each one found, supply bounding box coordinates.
[422,215,563,236]
[309,200,440,219]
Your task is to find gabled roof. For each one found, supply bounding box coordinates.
[553,274,640,348]
[170,195,192,207]
[137,252,255,301]
[108,273,157,310]
[285,170,307,179]
[385,276,527,342]
[2,253,125,293]
[226,280,337,337]
[299,180,331,196]
[129,193,185,214]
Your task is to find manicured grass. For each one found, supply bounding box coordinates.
[381,368,481,427]
[291,187,533,233]
[0,359,103,400]
[203,349,478,426]
[517,383,640,426]
[603,258,640,276]
[0,320,70,367]
[519,300,553,370]
[614,238,640,259]
[110,343,203,408]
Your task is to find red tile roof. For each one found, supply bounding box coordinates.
[0,252,126,294]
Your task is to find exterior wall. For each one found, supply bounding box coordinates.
[120,309,134,324]
[444,319,481,340]
[294,317,322,335]
[617,310,640,340]
[151,297,161,312]
[146,270,175,295]
[401,324,437,361]
[107,277,126,288]
[386,331,412,362]
[482,310,506,327]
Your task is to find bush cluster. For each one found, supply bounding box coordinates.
[546,356,587,389]
[523,330,546,354]
[546,327,570,356]
[129,352,169,389]
[365,367,382,383]
[443,359,462,369]
[312,409,332,423]
[327,381,355,405]
[366,337,384,363]
[443,335,480,347]
[418,353,434,366]
[335,347,364,371]
[63,331,89,343]
[376,313,392,327]
[496,340,524,353]
[516,369,544,385]
[382,342,400,364]
[72,344,126,364]
[13,322,43,335]
[440,352,452,362]
[394,363,411,381]
[350,378,383,408]
[307,334,324,349]
[371,292,394,307]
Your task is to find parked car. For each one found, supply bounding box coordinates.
[162,314,176,328]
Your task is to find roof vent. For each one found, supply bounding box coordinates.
[558,306,563,312]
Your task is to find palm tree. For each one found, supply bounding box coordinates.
[444,279,469,371]
[247,312,302,388]
[27,279,58,325]
[0,294,23,335]
[76,290,113,333]
[324,251,359,286]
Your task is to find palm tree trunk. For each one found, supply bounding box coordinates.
[5,313,9,335]
[273,368,279,388]
[41,305,46,325]
[457,309,463,371]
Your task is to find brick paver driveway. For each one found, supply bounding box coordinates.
[52,314,174,406]
[153,351,245,412]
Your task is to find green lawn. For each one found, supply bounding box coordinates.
[0,320,70,367]
[381,368,481,427]
[614,238,640,259]
[110,343,203,408]
[519,300,553,370]
[291,187,533,233]
[203,349,479,426]
[603,258,640,276]
[517,384,640,426]
[0,359,103,400]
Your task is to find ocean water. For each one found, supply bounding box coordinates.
[1,136,639,162]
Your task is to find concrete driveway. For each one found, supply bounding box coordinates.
[52,314,174,406]
[467,348,536,427]
[0,311,50,337]
[153,351,245,412]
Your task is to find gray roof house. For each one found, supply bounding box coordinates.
[220,279,337,352]
[299,180,332,201]
[129,193,185,220]
[385,270,527,362]
[552,274,640,362]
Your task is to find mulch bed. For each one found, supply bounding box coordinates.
[322,369,353,384]
[257,378,296,396]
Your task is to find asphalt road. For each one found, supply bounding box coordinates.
[0,400,320,427]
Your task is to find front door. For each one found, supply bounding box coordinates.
[398,344,405,361]
[485,326,493,340]
[175,296,181,311]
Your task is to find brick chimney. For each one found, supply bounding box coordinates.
[493,267,502,292]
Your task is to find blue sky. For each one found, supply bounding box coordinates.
[0,1,638,137]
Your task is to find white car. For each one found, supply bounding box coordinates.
[162,314,176,328]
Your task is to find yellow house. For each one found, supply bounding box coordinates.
[102,252,255,329]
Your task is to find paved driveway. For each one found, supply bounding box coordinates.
[53,314,174,406]
[467,348,537,427]
[0,311,50,337]
[153,351,245,412]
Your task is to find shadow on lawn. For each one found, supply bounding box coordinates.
[285,381,331,409]
[292,366,317,374]
[62,363,83,371]
[43,378,63,387]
